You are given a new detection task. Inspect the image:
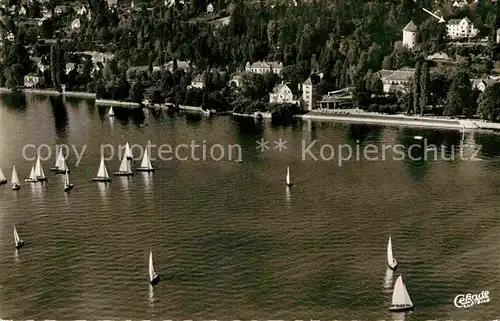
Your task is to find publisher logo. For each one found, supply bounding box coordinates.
[454,291,490,308]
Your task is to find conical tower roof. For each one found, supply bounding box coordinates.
[403,20,418,32]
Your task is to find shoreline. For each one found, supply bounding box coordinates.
[3,88,500,131]
[0,87,97,98]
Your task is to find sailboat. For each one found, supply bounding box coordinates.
[50,148,70,173]
[0,167,8,184]
[13,224,24,249]
[387,236,397,270]
[50,147,63,171]
[64,171,73,192]
[136,148,154,172]
[92,157,111,182]
[25,166,39,183]
[11,166,20,190]
[35,155,47,181]
[114,154,134,176]
[149,251,160,285]
[286,166,293,187]
[389,275,414,312]
[108,106,115,117]
[125,142,133,160]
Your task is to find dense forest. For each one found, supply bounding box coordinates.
[3,0,500,119]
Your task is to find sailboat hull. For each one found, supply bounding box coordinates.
[49,167,60,172]
[287,183,293,187]
[114,171,134,176]
[64,184,73,192]
[16,240,24,249]
[136,167,154,172]
[150,274,160,285]
[24,178,39,182]
[12,184,20,190]
[55,169,70,174]
[0,179,7,185]
[389,304,413,312]
[92,177,111,182]
[37,177,47,182]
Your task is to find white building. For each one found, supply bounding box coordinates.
[446,17,479,39]
[496,28,500,43]
[402,21,418,49]
[54,5,68,14]
[207,3,214,13]
[18,5,26,15]
[452,0,468,7]
[65,62,75,74]
[71,18,81,30]
[245,61,283,75]
[190,74,205,89]
[24,74,44,88]
[230,73,245,87]
[378,68,415,93]
[269,83,297,104]
[77,5,87,15]
[302,77,317,111]
[471,79,497,92]
[106,0,118,8]
[7,32,14,42]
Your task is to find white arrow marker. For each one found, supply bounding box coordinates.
[422,8,445,23]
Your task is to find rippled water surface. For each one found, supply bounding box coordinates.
[0,93,499,320]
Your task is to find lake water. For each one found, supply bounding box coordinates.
[0,93,499,320]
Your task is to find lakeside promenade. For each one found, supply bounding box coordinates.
[2,87,500,131]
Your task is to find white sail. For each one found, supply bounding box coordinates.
[55,148,63,168]
[35,156,45,178]
[108,107,114,116]
[140,149,153,169]
[13,225,20,244]
[286,166,291,185]
[118,154,131,172]
[125,142,133,159]
[65,171,70,186]
[97,157,109,178]
[59,159,68,172]
[29,166,36,180]
[11,166,19,185]
[0,168,6,181]
[149,251,156,282]
[392,276,413,307]
[387,236,394,266]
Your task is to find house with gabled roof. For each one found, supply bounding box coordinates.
[245,60,283,75]
[446,17,479,39]
[471,78,497,92]
[190,74,205,89]
[269,83,297,104]
[378,67,415,93]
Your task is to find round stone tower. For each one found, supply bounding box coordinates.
[403,20,418,49]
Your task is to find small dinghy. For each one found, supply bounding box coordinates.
[25,166,39,183]
[108,107,115,117]
[389,275,414,312]
[64,171,73,192]
[286,166,293,187]
[35,155,47,181]
[413,136,423,140]
[114,154,133,176]
[13,224,24,249]
[92,157,111,182]
[149,251,160,285]
[11,166,20,190]
[136,148,154,172]
[50,147,63,171]
[51,148,70,173]
[0,167,7,184]
[125,142,133,160]
[387,236,397,270]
